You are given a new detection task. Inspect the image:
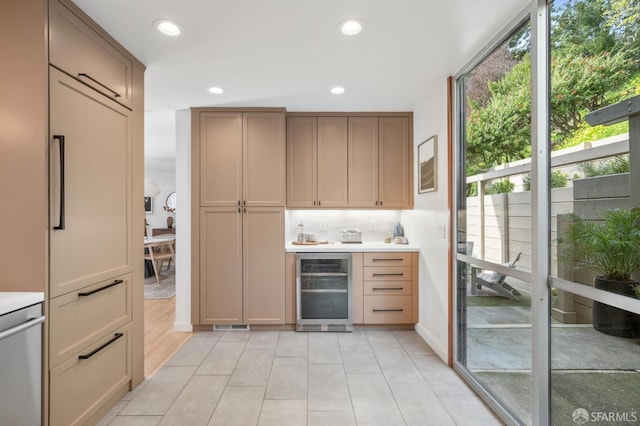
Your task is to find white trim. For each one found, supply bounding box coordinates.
[415,322,448,362]
[172,322,193,332]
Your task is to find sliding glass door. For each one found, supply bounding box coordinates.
[454,1,640,424]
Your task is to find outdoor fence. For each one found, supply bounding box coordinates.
[464,133,630,323]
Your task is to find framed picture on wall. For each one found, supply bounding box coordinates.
[418,135,437,193]
[144,196,153,213]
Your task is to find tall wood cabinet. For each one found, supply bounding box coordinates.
[1,1,144,424]
[287,113,413,209]
[192,108,286,325]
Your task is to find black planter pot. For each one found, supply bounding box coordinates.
[592,277,640,338]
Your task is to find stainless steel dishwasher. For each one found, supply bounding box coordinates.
[0,294,45,426]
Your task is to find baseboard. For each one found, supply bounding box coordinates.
[415,322,448,363]
[172,322,193,332]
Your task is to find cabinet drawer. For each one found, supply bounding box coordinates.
[363,252,412,267]
[363,296,412,324]
[364,266,411,281]
[364,281,411,296]
[49,274,131,367]
[50,325,131,426]
[50,0,132,108]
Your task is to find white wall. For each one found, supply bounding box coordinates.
[402,80,451,362]
[174,109,192,332]
[144,168,176,232]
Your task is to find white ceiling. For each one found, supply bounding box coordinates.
[73,0,529,170]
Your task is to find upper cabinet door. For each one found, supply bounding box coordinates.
[286,117,317,208]
[379,117,412,209]
[49,0,133,109]
[348,117,379,207]
[199,112,243,207]
[317,117,348,207]
[49,68,131,297]
[243,112,286,206]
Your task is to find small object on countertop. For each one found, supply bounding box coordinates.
[291,240,329,245]
[340,229,362,243]
[392,221,404,238]
[394,236,409,244]
[295,222,306,242]
[384,236,392,243]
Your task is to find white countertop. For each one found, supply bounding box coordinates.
[0,292,44,316]
[285,241,419,253]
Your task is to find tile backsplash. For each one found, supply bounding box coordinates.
[285,210,403,242]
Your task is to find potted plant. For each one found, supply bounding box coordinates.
[560,208,640,338]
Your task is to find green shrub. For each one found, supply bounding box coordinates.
[522,170,568,191]
[580,155,629,177]
[485,179,514,194]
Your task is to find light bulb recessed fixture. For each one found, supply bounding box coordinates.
[209,86,224,94]
[153,19,182,37]
[331,86,345,95]
[339,19,364,36]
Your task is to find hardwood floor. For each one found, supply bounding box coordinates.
[144,296,192,377]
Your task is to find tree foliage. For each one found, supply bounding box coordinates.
[465,0,638,177]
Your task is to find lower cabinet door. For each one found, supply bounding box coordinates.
[50,325,131,426]
[363,295,412,324]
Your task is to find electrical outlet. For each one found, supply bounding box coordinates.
[437,224,447,239]
[368,220,376,232]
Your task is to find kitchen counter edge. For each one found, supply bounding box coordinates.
[285,242,420,253]
[0,292,45,316]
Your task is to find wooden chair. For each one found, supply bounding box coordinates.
[144,240,175,284]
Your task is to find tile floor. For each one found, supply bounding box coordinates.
[98,330,503,425]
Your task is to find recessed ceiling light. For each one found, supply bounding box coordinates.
[339,19,364,36]
[209,87,224,94]
[153,19,182,37]
[331,87,345,95]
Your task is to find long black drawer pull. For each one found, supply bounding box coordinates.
[77,73,121,98]
[53,135,65,230]
[372,287,404,291]
[78,279,124,297]
[372,258,404,262]
[373,308,404,312]
[79,333,124,360]
[372,273,405,276]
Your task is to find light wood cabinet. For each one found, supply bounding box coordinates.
[360,252,419,324]
[46,0,145,418]
[198,110,285,207]
[348,117,379,207]
[49,68,132,298]
[50,324,131,426]
[198,207,285,325]
[49,273,132,368]
[49,0,133,109]
[200,208,243,324]
[348,116,413,209]
[379,117,412,208]
[0,0,145,423]
[193,108,286,325]
[287,116,348,207]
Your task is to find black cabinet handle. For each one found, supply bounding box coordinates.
[372,287,404,291]
[238,200,241,206]
[78,279,124,297]
[380,200,383,206]
[373,308,404,312]
[79,333,124,360]
[375,201,379,206]
[372,273,405,277]
[372,258,404,262]
[77,73,121,98]
[53,135,65,230]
